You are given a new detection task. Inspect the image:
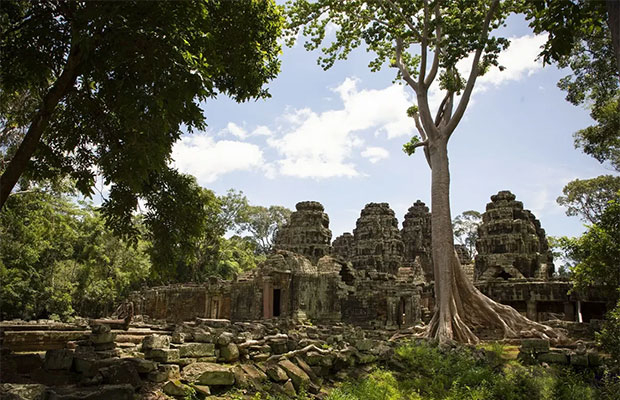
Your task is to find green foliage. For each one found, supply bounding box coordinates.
[218,189,292,255]
[560,195,620,300]
[452,210,482,258]
[525,1,619,172]
[0,187,150,319]
[327,341,603,400]
[557,175,620,224]
[1,0,283,238]
[597,298,620,374]
[402,136,422,156]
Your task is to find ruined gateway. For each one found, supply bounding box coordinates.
[131,191,608,327]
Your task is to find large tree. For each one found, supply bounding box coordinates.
[0,1,282,235]
[557,175,620,224]
[288,0,559,343]
[526,0,620,172]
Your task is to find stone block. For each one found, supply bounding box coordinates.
[98,361,142,388]
[44,349,74,370]
[278,359,311,390]
[570,353,589,367]
[125,358,158,374]
[144,348,179,363]
[521,339,550,353]
[217,332,234,346]
[190,384,210,397]
[195,363,235,386]
[177,342,215,358]
[46,384,134,400]
[90,332,116,345]
[219,343,239,362]
[266,364,289,382]
[537,351,568,365]
[163,380,192,397]
[148,364,180,383]
[142,334,170,350]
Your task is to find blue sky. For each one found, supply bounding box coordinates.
[170,14,612,240]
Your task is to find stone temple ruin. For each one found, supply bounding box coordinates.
[130,191,608,327]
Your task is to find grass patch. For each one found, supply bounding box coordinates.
[326,340,606,400]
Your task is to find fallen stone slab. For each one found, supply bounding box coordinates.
[278,359,311,390]
[144,348,179,363]
[194,363,235,386]
[163,380,192,397]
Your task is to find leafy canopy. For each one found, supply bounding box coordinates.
[1,0,283,236]
[556,175,620,224]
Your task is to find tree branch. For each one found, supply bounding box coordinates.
[394,37,419,92]
[413,113,432,168]
[0,27,83,209]
[444,0,500,136]
[424,2,442,87]
[419,0,430,85]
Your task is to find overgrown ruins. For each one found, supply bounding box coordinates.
[130,190,607,327]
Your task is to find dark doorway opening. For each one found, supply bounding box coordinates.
[273,289,281,317]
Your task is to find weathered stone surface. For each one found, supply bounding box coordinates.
[148,364,180,383]
[44,349,74,370]
[351,203,404,275]
[190,384,210,397]
[177,342,215,358]
[217,332,234,346]
[538,351,568,364]
[240,363,268,383]
[475,191,554,280]
[0,384,46,400]
[89,332,116,345]
[46,384,134,400]
[163,380,192,397]
[521,338,550,354]
[98,361,142,388]
[195,363,235,386]
[278,359,311,390]
[401,200,433,282]
[125,357,158,374]
[265,364,289,382]
[219,343,239,362]
[91,324,110,334]
[332,233,354,261]
[281,379,297,397]
[141,334,170,350]
[274,201,332,264]
[144,348,179,363]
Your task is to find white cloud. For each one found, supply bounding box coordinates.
[172,134,266,184]
[268,78,415,179]
[221,122,248,139]
[251,125,273,137]
[361,146,389,163]
[457,34,547,91]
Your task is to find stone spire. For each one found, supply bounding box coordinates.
[274,201,332,264]
[332,232,354,261]
[401,200,433,282]
[351,203,404,275]
[475,191,554,280]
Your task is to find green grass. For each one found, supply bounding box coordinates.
[326,340,607,400]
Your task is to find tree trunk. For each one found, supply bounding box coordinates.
[426,137,563,344]
[0,38,83,209]
[607,0,620,73]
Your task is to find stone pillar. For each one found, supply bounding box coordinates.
[526,300,537,321]
[564,301,575,322]
[263,279,273,319]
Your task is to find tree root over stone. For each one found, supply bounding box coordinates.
[425,252,566,345]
